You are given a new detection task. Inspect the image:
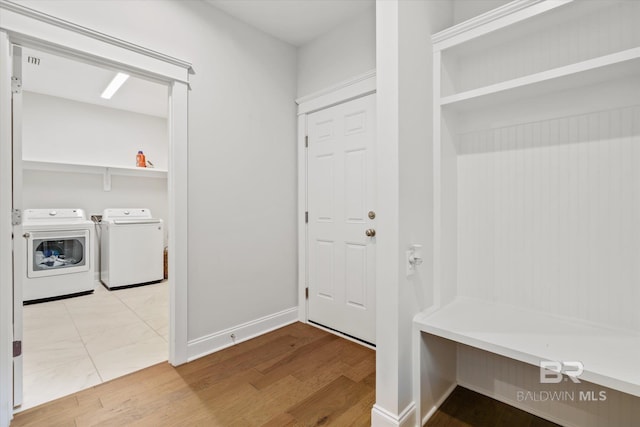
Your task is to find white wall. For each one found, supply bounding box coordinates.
[297,5,375,97]
[22,92,168,169]
[397,0,453,410]
[373,1,453,425]
[13,0,298,352]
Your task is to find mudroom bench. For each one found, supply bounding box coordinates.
[413,298,640,423]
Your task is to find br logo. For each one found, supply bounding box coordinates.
[540,361,584,384]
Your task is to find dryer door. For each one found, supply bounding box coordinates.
[26,229,90,278]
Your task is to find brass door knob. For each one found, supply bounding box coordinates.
[365,229,376,237]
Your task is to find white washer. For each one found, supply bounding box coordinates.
[100,208,164,289]
[22,208,95,303]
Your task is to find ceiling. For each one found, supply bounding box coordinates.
[20,1,373,114]
[205,0,374,46]
[21,47,168,118]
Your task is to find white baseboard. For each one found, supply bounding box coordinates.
[371,402,416,427]
[420,382,457,426]
[187,307,298,362]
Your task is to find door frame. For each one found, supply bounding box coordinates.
[0,3,192,423]
[10,44,23,407]
[295,69,376,327]
[0,30,13,427]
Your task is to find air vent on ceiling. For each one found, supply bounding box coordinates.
[27,56,40,65]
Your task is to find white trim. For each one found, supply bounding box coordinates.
[296,69,376,115]
[10,45,23,406]
[432,0,573,51]
[419,382,457,426]
[371,402,416,427]
[296,68,375,105]
[168,81,189,366]
[0,30,13,427]
[297,74,376,331]
[0,1,192,86]
[297,114,307,323]
[432,0,543,45]
[0,0,193,76]
[432,50,442,310]
[187,307,299,362]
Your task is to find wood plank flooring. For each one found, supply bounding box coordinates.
[426,386,561,427]
[11,322,375,427]
[13,322,565,427]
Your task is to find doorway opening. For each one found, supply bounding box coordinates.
[14,45,171,410]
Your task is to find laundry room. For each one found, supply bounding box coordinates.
[17,46,170,409]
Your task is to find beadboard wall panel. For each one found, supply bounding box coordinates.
[457,105,640,331]
[457,345,640,427]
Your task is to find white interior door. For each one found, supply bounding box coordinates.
[11,44,24,408]
[307,93,376,345]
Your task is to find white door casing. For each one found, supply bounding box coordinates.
[0,31,14,427]
[307,93,376,345]
[11,44,24,408]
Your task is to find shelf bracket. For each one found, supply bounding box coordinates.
[103,167,112,191]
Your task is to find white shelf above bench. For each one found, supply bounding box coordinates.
[415,298,640,398]
[23,160,167,191]
[440,47,640,112]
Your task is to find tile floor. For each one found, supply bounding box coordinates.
[19,281,168,410]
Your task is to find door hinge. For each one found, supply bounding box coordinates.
[305,135,308,148]
[305,211,308,224]
[12,208,21,226]
[11,76,22,94]
[13,341,21,357]
[305,287,309,299]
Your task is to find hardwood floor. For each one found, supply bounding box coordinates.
[11,322,375,427]
[426,386,561,427]
[12,322,566,427]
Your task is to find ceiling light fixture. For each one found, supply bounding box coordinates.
[101,72,129,99]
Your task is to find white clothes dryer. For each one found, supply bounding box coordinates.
[100,208,164,289]
[22,209,95,303]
